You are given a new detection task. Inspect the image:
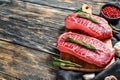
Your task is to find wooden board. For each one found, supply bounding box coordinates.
[0,40,57,80]
[60,4,115,72]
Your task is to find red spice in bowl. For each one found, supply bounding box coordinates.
[100,3,120,23]
[102,5,120,18]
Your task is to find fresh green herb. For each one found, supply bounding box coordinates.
[76,8,84,12]
[110,24,119,30]
[65,37,96,50]
[52,56,73,64]
[110,24,120,34]
[53,61,74,67]
[75,8,88,13]
[110,24,117,30]
[52,57,82,67]
[77,14,99,24]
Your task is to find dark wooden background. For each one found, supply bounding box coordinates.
[0,0,118,80]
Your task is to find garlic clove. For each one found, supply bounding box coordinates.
[114,42,120,57]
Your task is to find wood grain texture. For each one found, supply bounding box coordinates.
[0,0,114,80]
[0,2,71,50]
[0,40,57,80]
[22,0,115,14]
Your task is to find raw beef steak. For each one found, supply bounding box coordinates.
[65,12,112,40]
[57,32,115,67]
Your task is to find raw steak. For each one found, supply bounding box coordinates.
[57,32,115,67]
[65,12,112,40]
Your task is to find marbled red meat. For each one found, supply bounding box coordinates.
[65,12,112,40]
[57,32,115,67]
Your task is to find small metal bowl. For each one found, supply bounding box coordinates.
[100,3,120,23]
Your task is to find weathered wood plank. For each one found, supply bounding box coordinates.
[0,2,73,79]
[0,40,57,80]
[0,3,60,79]
[22,0,116,14]
[0,1,73,54]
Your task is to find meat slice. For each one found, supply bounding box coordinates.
[65,12,112,40]
[57,32,115,67]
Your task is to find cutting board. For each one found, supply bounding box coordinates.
[60,4,115,72]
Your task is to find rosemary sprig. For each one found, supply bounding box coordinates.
[52,57,82,67]
[110,24,120,31]
[65,37,96,50]
[75,8,85,13]
[77,14,99,24]
[53,61,75,67]
[53,56,73,64]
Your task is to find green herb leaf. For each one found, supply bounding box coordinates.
[110,24,120,34]
[75,8,88,13]
[77,14,99,24]
[52,57,82,67]
[52,57,73,64]
[65,37,96,50]
[110,24,119,30]
[90,17,99,23]
[53,61,75,67]
[76,8,84,12]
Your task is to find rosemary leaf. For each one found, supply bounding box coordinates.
[110,24,120,33]
[75,9,88,14]
[90,17,99,23]
[52,57,73,64]
[110,24,117,30]
[53,61,74,67]
[52,57,82,67]
[65,37,96,50]
[76,8,83,12]
[81,42,96,50]
[77,14,99,24]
